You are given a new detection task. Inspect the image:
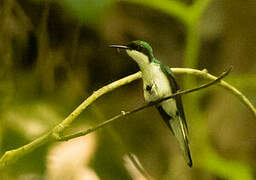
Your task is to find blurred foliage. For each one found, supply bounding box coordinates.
[56,0,114,24]
[0,0,255,179]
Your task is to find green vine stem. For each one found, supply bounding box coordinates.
[0,68,254,169]
[57,68,230,141]
[174,68,256,117]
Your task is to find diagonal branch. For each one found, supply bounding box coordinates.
[0,67,254,169]
[58,67,231,141]
[174,68,256,117]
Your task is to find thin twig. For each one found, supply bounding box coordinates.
[173,68,256,117]
[0,67,254,169]
[58,67,231,141]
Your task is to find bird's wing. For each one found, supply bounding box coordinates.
[157,64,192,167]
[160,64,189,133]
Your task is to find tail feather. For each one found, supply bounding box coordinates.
[170,116,192,167]
[156,105,192,167]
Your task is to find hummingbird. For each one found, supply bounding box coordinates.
[110,40,192,167]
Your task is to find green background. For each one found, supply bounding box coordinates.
[0,0,255,179]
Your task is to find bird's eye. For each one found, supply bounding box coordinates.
[128,42,143,52]
[136,45,142,51]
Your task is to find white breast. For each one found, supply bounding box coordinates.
[142,64,172,102]
[125,49,173,102]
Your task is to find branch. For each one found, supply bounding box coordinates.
[0,68,255,169]
[0,72,141,169]
[174,68,256,117]
[57,67,231,141]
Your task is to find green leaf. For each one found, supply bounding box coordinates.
[57,0,114,24]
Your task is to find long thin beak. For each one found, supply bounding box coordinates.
[109,45,129,49]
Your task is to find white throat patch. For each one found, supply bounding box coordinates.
[126,49,149,67]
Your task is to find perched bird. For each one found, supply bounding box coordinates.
[110,40,192,167]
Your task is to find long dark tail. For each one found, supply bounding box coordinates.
[170,115,192,167]
[156,106,192,167]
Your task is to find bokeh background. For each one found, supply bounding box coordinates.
[0,0,255,179]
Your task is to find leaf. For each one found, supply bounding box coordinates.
[57,0,114,24]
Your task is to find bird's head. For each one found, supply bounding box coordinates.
[110,40,154,66]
